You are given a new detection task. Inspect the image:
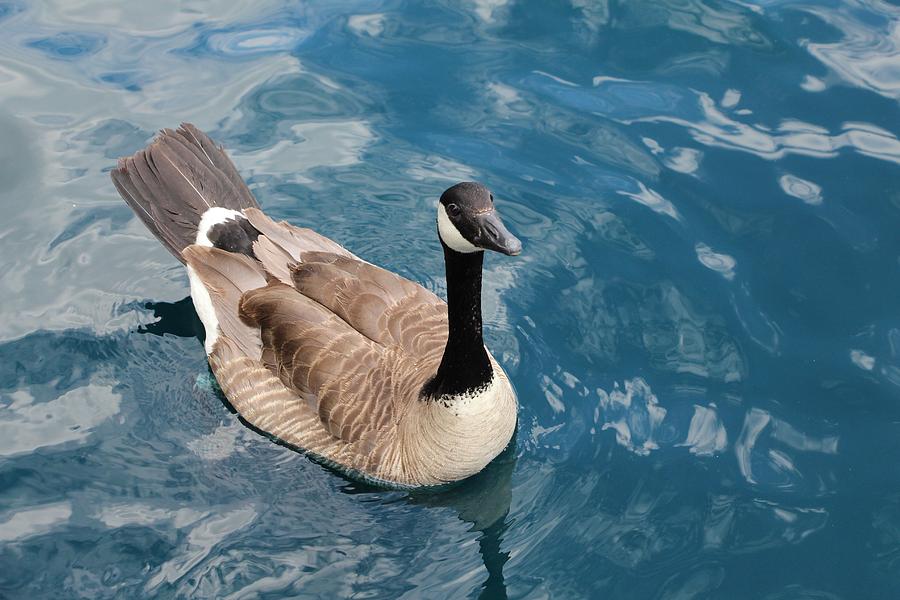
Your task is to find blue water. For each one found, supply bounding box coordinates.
[1,1,899,597]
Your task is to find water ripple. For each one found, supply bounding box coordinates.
[801,1,900,100]
[1,0,898,597]
[526,71,900,165]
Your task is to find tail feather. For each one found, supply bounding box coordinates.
[111,123,260,263]
[177,123,256,208]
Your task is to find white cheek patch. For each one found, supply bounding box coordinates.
[437,204,478,253]
[196,207,244,247]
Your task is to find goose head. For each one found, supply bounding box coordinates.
[437,182,522,256]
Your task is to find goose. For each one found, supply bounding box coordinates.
[111,124,522,488]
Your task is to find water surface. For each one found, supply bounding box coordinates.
[1,1,900,598]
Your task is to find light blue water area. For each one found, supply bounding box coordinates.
[1,1,899,598]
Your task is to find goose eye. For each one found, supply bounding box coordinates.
[447,203,461,217]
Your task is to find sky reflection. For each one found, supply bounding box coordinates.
[1,0,899,597]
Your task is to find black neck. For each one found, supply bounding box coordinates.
[422,242,493,399]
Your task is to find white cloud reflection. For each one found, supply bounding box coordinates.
[802,5,900,100]
[347,13,386,37]
[779,174,823,205]
[695,243,737,280]
[471,0,511,23]
[735,408,838,486]
[617,181,681,220]
[0,384,121,458]
[0,502,72,543]
[233,120,375,185]
[679,404,728,456]
[631,92,900,165]
[595,378,667,456]
[850,349,876,371]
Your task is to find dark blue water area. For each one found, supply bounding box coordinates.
[1,1,899,598]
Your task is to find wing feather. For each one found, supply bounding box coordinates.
[288,255,446,354]
[185,213,450,451]
[182,245,267,358]
[244,207,353,261]
[239,281,399,442]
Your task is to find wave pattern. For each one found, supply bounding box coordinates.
[1,0,899,598]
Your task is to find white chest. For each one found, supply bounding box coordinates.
[396,361,518,485]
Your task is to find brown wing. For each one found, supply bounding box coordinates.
[182,245,266,357]
[244,207,449,357]
[184,246,394,451]
[183,207,450,451]
[244,207,353,263]
[239,281,415,443]
[289,254,448,354]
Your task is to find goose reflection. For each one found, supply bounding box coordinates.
[140,297,516,599]
[339,440,516,600]
[411,443,515,600]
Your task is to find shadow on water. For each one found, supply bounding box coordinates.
[140,295,516,599]
[137,296,204,341]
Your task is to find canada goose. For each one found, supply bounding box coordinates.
[112,124,522,487]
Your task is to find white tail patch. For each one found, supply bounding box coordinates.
[187,265,219,355]
[189,207,245,354]
[196,207,243,247]
[437,204,478,253]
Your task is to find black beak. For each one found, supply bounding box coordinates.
[473,210,522,256]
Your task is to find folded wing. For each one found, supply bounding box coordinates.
[182,209,449,451]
